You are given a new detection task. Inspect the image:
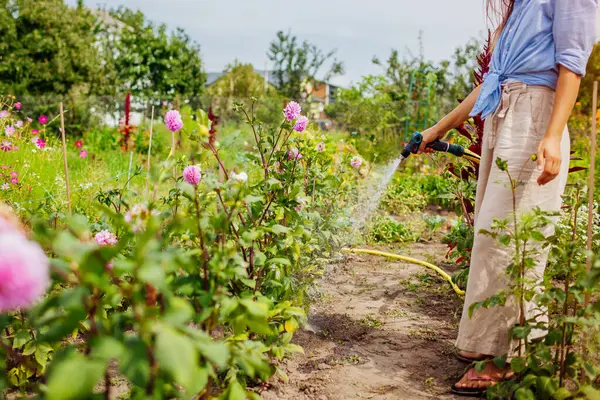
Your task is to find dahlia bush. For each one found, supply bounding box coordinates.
[0,97,364,399]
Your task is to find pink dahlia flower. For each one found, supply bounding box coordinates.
[0,233,50,311]
[283,102,301,121]
[10,177,18,185]
[0,111,8,119]
[35,138,46,149]
[4,126,15,137]
[38,115,48,125]
[79,149,88,159]
[15,120,23,128]
[75,140,83,148]
[316,142,325,152]
[288,148,302,161]
[164,110,184,132]
[293,116,309,133]
[14,102,21,110]
[31,129,39,135]
[350,156,363,169]
[94,230,118,246]
[183,165,202,185]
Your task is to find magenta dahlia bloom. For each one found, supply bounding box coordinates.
[38,115,48,125]
[94,230,118,246]
[183,165,202,185]
[79,149,88,159]
[350,156,363,169]
[9,172,17,178]
[316,142,325,152]
[293,116,309,132]
[164,110,184,132]
[10,177,18,185]
[75,140,83,148]
[288,148,302,160]
[0,233,49,311]
[283,101,301,121]
[0,141,12,152]
[31,129,39,135]
[14,102,21,110]
[35,138,46,149]
[4,126,15,137]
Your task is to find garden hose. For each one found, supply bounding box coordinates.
[342,248,466,296]
[399,132,481,165]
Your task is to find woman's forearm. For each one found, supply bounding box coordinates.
[545,65,581,139]
[434,85,482,135]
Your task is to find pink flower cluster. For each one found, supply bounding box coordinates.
[283,102,309,133]
[165,110,184,132]
[94,230,118,246]
[0,203,50,312]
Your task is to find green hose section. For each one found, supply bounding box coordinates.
[342,248,466,296]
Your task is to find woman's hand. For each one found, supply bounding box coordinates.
[536,135,562,185]
[418,126,444,153]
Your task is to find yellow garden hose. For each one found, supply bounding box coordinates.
[342,248,465,296]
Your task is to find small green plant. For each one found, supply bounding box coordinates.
[360,314,383,329]
[367,216,418,244]
[423,215,446,241]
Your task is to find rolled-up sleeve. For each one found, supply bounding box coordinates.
[553,0,598,76]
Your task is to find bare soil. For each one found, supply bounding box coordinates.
[262,242,467,400]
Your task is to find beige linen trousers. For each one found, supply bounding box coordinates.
[455,82,570,357]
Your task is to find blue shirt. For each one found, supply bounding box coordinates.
[471,0,598,119]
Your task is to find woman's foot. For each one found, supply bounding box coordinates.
[451,362,513,397]
[456,350,493,363]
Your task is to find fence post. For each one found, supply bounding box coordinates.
[146,106,155,196]
[59,102,72,215]
[584,81,598,307]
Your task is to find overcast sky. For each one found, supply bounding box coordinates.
[68,0,600,87]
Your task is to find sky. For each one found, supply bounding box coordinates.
[68,0,600,87]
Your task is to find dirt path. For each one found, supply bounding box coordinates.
[263,242,467,400]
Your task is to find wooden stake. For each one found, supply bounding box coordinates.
[584,81,598,307]
[146,106,155,195]
[127,151,134,189]
[59,102,72,215]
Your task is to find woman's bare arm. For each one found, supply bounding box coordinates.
[419,85,482,152]
[536,65,581,185]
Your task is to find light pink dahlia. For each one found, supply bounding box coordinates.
[4,126,15,137]
[0,233,50,311]
[288,148,302,161]
[283,102,301,121]
[316,142,325,152]
[79,149,88,159]
[0,111,8,119]
[293,116,309,132]
[183,165,202,185]
[94,230,118,246]
[164,110,184,132]
[350,156,363,169]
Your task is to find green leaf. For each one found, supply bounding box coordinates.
[223,379,247,400]
[269,224,290,234]
[536,376,557,400]
[90,337,125,362]
[580,386,600,400]
[552,387,573,400]
[119,337,150,388]
[163,297,194,326]
[511,357,527,374]
[531,231,546,241]
[239,298,269,318]
[265,257,291,266]
[46,352,105,400]
[515,388,535,400]
[155,325,198,391]
[196,340,230,369]
[244,195,263,204]
[12,330,31,349]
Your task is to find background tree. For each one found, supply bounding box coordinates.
[267,30,344,101]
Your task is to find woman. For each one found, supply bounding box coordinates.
[419,0,597,396]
